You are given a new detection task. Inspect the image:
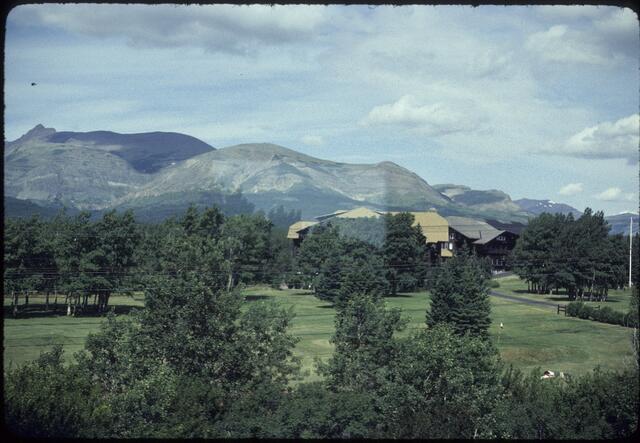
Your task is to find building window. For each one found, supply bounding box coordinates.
[449,232,456,240]
[496,235,505,241]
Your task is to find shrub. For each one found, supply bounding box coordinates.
[489,280,500,288]
[578,305,593,320]
[566,301,584,318]
[566,301,631,327]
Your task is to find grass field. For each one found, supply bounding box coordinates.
[4,281,636,380]
[494,274,633,312]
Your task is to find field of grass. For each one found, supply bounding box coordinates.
[4,281,636,380]
[3,294,145,371]
[493,274,633,313]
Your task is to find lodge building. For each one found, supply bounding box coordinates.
[287,207,519,271]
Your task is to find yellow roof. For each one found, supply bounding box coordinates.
[287,220,318,239]
[335,207,382,219]
[410,211,450,243]
[385,211,450,243]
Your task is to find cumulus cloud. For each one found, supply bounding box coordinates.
[525,24,609,65]
[558,182,583,196]
[542,114,639,164]
[301,135,324,147]
[360,95,473,136]
[526,7,638,65]
[9,4,328,54]
[594,187,637,201]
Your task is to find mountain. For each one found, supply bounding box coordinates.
[116,143,453,217]
[4,196,80,219]
[433,184,529,218]
[514,198,582,217]
[46,129,215,173]
[604,213,639,236]
[5,125,215,209]
[1,125,551,223]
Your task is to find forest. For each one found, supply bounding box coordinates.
[3,206,639,438]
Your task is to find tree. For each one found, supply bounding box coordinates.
[382,212,428,295]
[377,325,502,439]
[319,292,407,392]
[80,271,300,396]
[4,346,110,438]
[335,238,388,308]
[220,213,273,289]
[427,248,492,339]
[4,216,53,316]
[267,205,301,228]
[94,209,141,312]
[295,224,342,293]
[513,212,566,294]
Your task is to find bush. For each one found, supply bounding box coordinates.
[566,301,584,318]
[577,305,593,320]
[489,280,500,288]
[566,301,631,327]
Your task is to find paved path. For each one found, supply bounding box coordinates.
[489,290,557,309]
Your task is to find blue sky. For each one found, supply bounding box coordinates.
[4,4,639,215]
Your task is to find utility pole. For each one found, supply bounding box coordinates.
[630,217,633,288]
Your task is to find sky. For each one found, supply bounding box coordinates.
[4,4,639,215]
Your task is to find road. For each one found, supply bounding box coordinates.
[489,290,557,309]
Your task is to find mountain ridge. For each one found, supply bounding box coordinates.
[5,125,628,227]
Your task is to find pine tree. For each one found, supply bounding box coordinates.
[383,212,428,296]
[427,249,491,339]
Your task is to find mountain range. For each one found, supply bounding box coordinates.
[4,125,637,234]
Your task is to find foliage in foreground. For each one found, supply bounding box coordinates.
[4,206,639,439]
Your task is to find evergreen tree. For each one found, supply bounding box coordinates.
[295,224,342,293]
[427,248,492,339]
[382,212,428,295]
[319,292,407,392]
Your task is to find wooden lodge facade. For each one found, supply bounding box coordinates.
[287,207,519,270]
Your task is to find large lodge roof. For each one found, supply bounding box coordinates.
[286,220,318,239]
[444,216,503,241]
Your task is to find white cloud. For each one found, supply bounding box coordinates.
[558,182,583,196]
[595,187,621,200]
[594,187,637,201]
[535,5,609,21]
[555,114,639,164]
[526,7,639,65]
[360,95,472,136]
[301,135,325,147]
[9,4,328,54]
[525,24,609,65]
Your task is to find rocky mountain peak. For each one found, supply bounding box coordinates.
[9,124,56,144]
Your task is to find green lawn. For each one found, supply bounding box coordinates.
[3,294,145,371]
[4,282,636,380]
[493,275,633,312]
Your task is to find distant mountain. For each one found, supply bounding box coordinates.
[0,125,569,223]
[433,184,529,217]
[514,198,582,217]
[117,143,453,218]
[46,129,215,173]
[5,125,215,209]
[4,196,80,219]
[604,213,639,236]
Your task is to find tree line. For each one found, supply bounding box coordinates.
[5,233,638,438]
[4,205,291,317]
[4,209,454,317]
[4,205,639,438]
[512,208,635,301]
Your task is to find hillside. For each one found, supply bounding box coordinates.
[604,213,639,236]
[433,184,529,218]
[514,198,582,217]
[116,143,453,217]
[4,124,610,225]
